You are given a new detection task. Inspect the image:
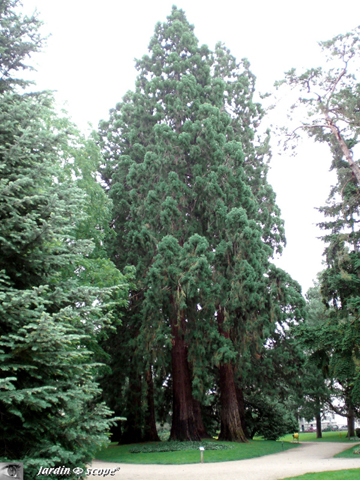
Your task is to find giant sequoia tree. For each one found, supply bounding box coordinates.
[99,7,298,442]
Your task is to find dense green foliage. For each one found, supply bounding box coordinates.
[98,5,305,443]
[0,1,130,476]
[0,0,44,92]
[244,394,298,441]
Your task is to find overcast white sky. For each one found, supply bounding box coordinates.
[21,0,360,294]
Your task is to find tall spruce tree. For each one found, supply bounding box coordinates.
[0,1,130,475]
[99,6,292,442]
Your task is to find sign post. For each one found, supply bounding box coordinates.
[199,446,205,463]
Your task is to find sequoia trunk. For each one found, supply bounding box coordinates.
[235,383,249,439]
[217,307,247,442]
[218,363,247,442]
[170,307,200,441]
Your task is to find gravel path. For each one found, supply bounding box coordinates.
[88,442,360,480]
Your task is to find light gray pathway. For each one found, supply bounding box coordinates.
[88,442,360,480]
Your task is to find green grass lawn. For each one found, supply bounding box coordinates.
[281,470,360,480]
[95,439,299,464]
[334,444,360,458]
[280,431,360,443]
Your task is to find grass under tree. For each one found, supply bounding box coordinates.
[280,431,360,443]
[334,444,360,457]
[95,439,299,464]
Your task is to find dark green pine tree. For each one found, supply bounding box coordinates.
[0,1,130,475]
[317,157,360,436]
[99,6,288,442]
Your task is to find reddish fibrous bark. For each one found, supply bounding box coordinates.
[235,383,249,439]
[169,298,201,441]
[217,307,247,442]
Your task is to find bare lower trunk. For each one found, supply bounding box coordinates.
[170,307,200,441]
[143,367,160,442]
[193,398,211,439]
[217,307,247,443]
[218,363,247,442]
[316,412,322,439]
[348,407,355,437]
[122,374,143,444]
[235,383,249,439]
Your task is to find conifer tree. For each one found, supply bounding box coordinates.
[99,6,290,442]
[0,1,130,474]
[277,26,360,436]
